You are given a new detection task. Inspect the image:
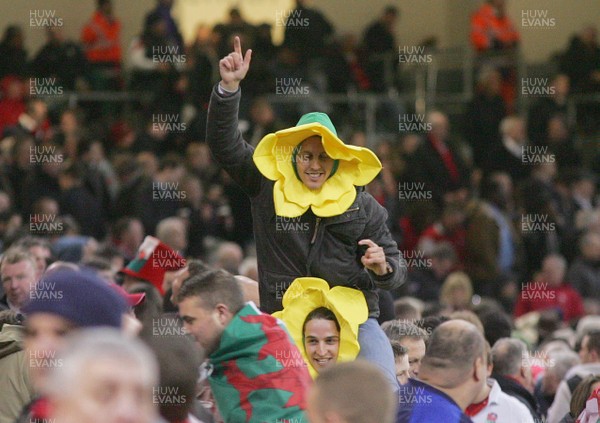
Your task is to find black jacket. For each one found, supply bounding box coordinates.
[494,373,542,422]
[206,85,406,317]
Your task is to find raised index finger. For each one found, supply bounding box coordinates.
[234,36,242,56]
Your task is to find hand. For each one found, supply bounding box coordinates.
[219,36,252,92]
[358,239,389,276]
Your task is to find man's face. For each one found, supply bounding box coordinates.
[29,245,51,278]
[395,354,410,385]
[400,338,426,379]
[2,259,38,309]
[295,136,334,191]
[303,318,340,373]
[25,313,74,392]
[542,257,565,287]
[51,357,156,423]
[179,297,225,355]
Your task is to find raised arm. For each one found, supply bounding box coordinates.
[206,36,263,197]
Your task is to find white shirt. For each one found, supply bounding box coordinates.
[471,379,535,423]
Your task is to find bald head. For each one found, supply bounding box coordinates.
[420,320,486,387]
[307,361,396,423]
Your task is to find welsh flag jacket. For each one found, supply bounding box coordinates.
[208,302,311,423]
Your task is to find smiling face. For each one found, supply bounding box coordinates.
[304,318,340,373]
[295,136,334,190]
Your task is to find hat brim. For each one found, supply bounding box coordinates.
[272,277,368,379]
[253,123,382,217]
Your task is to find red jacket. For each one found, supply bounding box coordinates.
[81,11,121,64]
[514,281,585,322]
[471,3,520,52]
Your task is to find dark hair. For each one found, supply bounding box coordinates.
[584,330,600,356]
[390,340,408,358]
[81,257,112,272]
[141,330,203,422]
[176,269,244,314]
[303,307,340,335]
[478,310,512,347]
[570,375,600,419]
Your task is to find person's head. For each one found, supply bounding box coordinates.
[0,247,38,310]
[542,254,567,288]
[492,338,533,392]
[2,25,23,48]
[250,97,275,126]
[477,310,512,347]
[500,115,526,144]
[429,242,458,278]
[13,236,52,279]
[112,217,145,253]
[477,66,502,96]
[302,307,340,373]
[489,0,506,13]
[552,74,570,98]
[440,272,473,310]
[579,330,600,364]
[142,332,203,423]
[47,328,158,423]
[26,98,48,126]
[212,241,244,274]
[541,349,580,395]
[176,270,244,355]
[307,361,396,423]
[449,311,484,334]
[381,320,427,378]
[169,259,211,306]
[426,111,449,142]
[580,24,598,46]
[157,155,186,182]
[156,217,187,253]
[81,257,115,283]
[580,232,600,262]
[186,142,212,171]
[419,320,487,408]
[570,375,600,419]
[97,0,113,16]
[393,297,422,320]
[381,5,399,28]
[22,268,129,392]
[391,340,410,385]
[294,136,335,190]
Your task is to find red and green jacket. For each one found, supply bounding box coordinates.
[209,303,311,423]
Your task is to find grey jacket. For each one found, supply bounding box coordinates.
[206,85,406,317]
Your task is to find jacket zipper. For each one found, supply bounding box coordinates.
[311,217,321,245]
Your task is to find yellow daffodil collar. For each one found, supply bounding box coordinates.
[272,277,368,379]
[253,112,382,218]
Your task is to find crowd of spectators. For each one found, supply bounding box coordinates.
[0,0,600,422]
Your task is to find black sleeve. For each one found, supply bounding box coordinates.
[206,84,264,197]
[361,195,407,290]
